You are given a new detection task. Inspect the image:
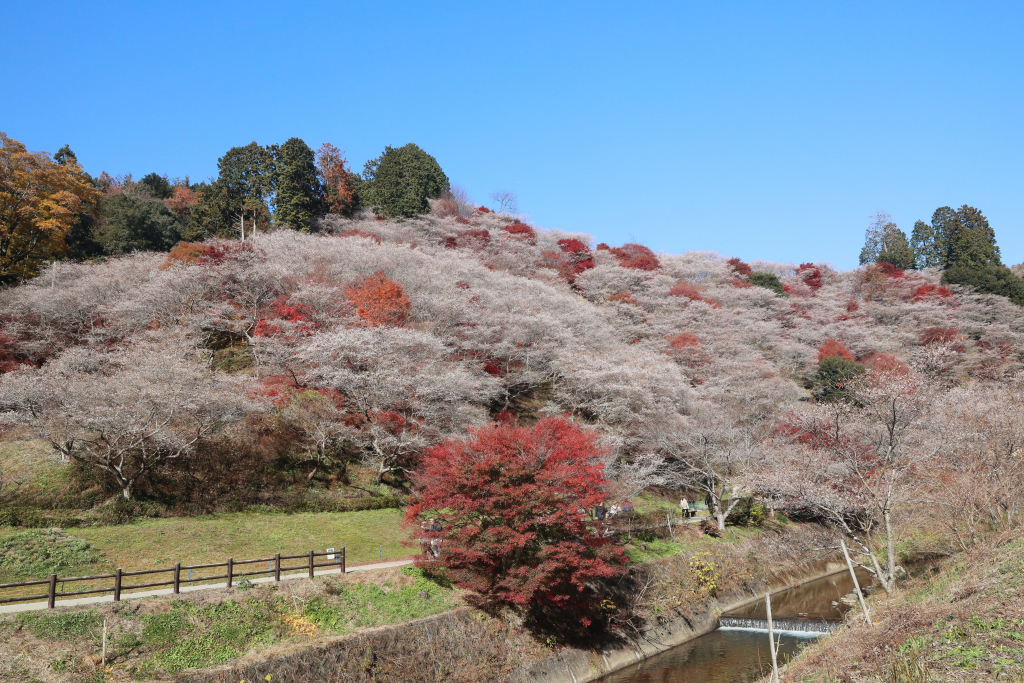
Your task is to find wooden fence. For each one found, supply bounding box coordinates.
[0,548,345,609]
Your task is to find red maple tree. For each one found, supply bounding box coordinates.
[405,417,627,625]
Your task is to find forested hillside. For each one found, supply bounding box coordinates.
[2,131,1023,608]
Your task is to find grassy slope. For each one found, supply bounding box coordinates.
[781,535,1024,682]
[0,566,463,682]
[0,509,412,591]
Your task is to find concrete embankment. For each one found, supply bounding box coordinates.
[180,527,844,683]
[507,560,846,683]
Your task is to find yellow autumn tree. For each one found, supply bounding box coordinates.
[0,132,102,282]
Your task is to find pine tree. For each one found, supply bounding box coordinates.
[274,137,323,231]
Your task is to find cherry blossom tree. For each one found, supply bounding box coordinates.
[0,337,258,499]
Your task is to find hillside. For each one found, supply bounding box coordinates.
[0,208,1021,511]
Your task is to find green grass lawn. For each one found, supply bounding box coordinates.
[0,508,412,586]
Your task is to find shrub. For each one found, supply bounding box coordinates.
[338,229,381,244]
[919,327,960,346]
[815,355,865,402]
[697,519,722,538]
[817,338,855,361]
[346,271,411,326]
[941,263,1024,306]
[611,243,660,271]
[502,223,536,243]
[749,271,786,296]
[406,417,627,627]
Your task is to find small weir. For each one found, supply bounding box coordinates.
[597,566,876,683]
[718,616,839,635]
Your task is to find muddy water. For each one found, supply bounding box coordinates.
[597,567,875,683]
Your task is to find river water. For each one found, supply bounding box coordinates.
[597,566,875,683]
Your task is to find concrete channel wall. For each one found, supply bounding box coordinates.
[507,561,847,683]
[181,560,848,683]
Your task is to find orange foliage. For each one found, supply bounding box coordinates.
[667,332,702,350]
[727,257,753,277]
[817,338,855,361]
[164,186,196,221]
[338,229,381,244]
[316,143,356,214]
[346,271,411,326]
[919,327,960,346]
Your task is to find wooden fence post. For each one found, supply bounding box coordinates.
[47,574,57,609]
[114,569,122,602]
[340,548,346,574]
[173,563,181,594]
[308,550,314,578]
[275,553,281,582]
[227,558,233,588]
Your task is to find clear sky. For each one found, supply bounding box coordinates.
[4,1,1022,269]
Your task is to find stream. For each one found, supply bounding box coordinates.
[596,566,875,683]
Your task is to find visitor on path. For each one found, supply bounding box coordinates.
[428,519,442,558]
[679,497,689,518]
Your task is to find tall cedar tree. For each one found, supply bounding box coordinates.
[362,143,449,218]
[97,194,182,254]
[274,137,323,231]
[910,219,942,269]
[186,142,276,240]
[406,417,627,626]
[0,133,101,281]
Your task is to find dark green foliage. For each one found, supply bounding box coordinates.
[860,213,914,268]
[217,142,277,204]
[815,355,865,402]
[97,194,181,254]
[0,528,99,578]
[945,205,1000,269]
[876,230,916,270]
[749,271,787,296]
[0,506,84,529]
[185,180,240,240]
[911,219,943,269]
[942,263,1024,306]
[187,142,276,240]
[274,137,323,231]
[17,610,101,641]
[914,205,1001,271]
[52,145,77,166]
[63,211,103,259]
[138,173,173,200]
[361,143,449,218]
[725,497,767,527]
[138,599,276,674]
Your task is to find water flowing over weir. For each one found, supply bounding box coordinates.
[595,566,874,683]
[718,616,839,634]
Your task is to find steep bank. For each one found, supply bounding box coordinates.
[775,534,1024,682]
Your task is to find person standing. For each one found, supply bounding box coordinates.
[680,496,689,518]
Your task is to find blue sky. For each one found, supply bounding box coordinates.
[4,1,1022,269]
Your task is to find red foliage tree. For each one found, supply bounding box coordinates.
[875,262,906,279]
[796,263,823,290]
[817,338,855,361]
[345,271,411,326]
[405,418,627,625]
[502,222,536,244]
[911,284,953,302]
[726,257,753,277]
[919,327,960,346]
[316,143,356,215]
[610,243,660,271]
[164,186,196,222]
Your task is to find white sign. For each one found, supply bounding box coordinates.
[326,547,336,560]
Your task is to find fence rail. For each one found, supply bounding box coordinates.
[0,547,345,609]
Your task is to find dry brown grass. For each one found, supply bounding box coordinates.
[777,531,1024,682]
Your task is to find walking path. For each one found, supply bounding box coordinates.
[0,558,414,615]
